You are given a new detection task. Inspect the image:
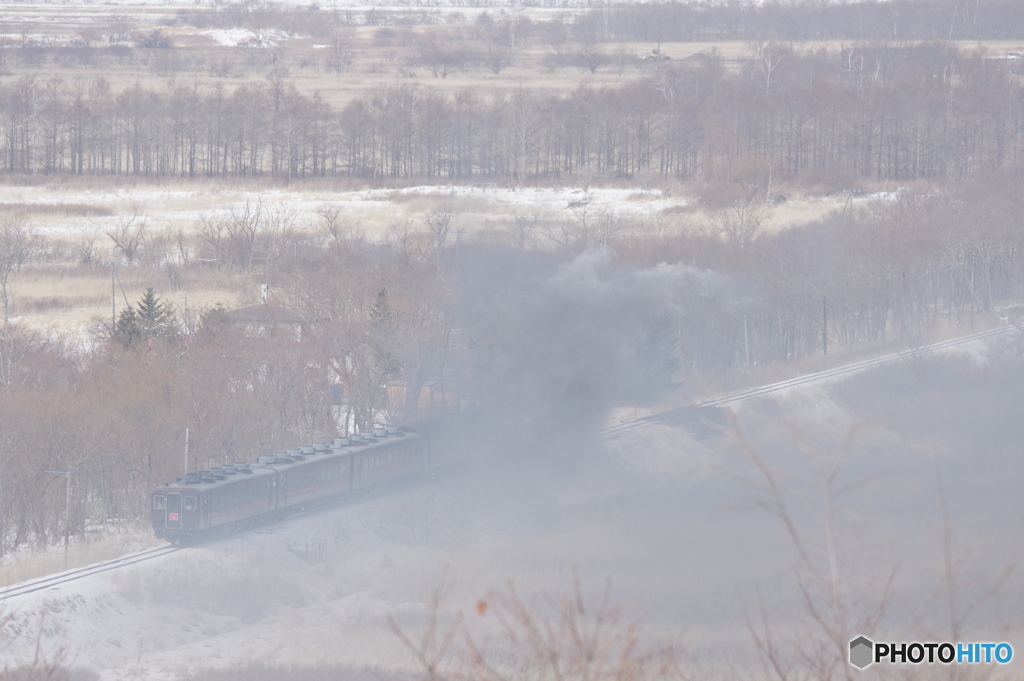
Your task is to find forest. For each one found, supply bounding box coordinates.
[4,41,1024,182]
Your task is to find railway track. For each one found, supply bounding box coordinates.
[0,545,180,602]
[600,323,1022,438]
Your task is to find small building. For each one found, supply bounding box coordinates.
[222,305,306,342]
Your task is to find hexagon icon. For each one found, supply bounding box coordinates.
[849,636,874,669]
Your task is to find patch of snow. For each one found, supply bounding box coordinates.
[201,28,289,47]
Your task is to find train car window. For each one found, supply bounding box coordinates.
[153,496,165,510]
[184,496,197,510]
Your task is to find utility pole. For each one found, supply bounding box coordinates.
[822,295,828,357]
[44,469,72,557]
[743,314,750,366]
[452,229,467,276]
[184,427,190,475]
[111,263,116,330]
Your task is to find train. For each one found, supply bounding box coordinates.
[150,426,429,544]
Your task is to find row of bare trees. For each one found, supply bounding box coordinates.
[2,42,1024,181]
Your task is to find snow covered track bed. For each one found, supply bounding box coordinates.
[601,323,1022,438]
[0,546,180,602]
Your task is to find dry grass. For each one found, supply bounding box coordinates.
[0,527,160,589]
[0,173,917,336]
[8,264,244,333]
[0,203,114,218]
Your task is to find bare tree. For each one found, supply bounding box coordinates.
[576,40,606,74]
[325,29,355,73]
[318,202,363,251]
[756,41,785,95]
[196,214,226,268]
[76,230,101,266]
[106,16,134,44]
[714,202,767,252]
[226,195,265,272]
[509,208,540,250]
[484,39,514,74]
[391,574,681,681]
[106,208,147,265]
[542,219,579,251]
[595,211,627,246]
[388,218,416,257]
[0,216,38,323]
[415,33,462,79]
[423,206,455,249]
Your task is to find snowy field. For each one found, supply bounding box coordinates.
[0,182,884,240]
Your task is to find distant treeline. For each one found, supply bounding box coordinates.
[3,42,1024,182]
[589,0,1024,42]
[176,0,1024,43]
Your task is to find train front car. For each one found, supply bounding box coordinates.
[151,482,201,542]
[152,463,278,544]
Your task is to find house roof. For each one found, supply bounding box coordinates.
[223,305,304,324]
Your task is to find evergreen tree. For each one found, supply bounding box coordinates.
[114,288,177,348]
[198,302,229,341]
[136,287,177,338]
[635,314,681,396]
[370,287,400,376]
[114,306,142,348]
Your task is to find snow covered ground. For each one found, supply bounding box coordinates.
[2,281,1019,680]
[0,182,888,242]
[0,403,771,679]
[4,332,1023,680]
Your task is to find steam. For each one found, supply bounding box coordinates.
[457,247,731,470]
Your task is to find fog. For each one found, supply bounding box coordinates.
[4,0,1024,677]
[3,236,1024,681]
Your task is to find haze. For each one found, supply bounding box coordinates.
[1,1,1023,680]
